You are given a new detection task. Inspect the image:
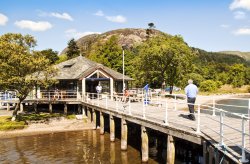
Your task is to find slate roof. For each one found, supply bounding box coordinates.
[54,56,133,81]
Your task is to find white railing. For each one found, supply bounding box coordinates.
[84,92,249,162]
[29,90,78,100]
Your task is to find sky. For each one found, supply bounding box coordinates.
[1,0,250,53]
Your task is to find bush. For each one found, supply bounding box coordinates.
[66,114,76,119]
[0,116,26,131]
[200,80,218,92]
[248,86,250,93]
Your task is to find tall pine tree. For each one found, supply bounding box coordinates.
[66,38,80,59]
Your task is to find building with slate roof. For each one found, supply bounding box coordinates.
[37,55,133,100]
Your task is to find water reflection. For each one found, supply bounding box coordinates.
[0,130,157,163]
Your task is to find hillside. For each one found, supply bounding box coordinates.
[61,28,248,65]
[219,51,250,61]
[61,28,165,55]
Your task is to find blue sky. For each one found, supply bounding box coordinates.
[1,0,250,52]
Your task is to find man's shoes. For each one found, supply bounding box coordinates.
[188,114,196,121]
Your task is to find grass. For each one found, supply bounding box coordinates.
[0,113,77,131]
[0,116,26,131]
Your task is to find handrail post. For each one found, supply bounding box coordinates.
[196,104,201,133]
[128,97,131,115]
[86,93,89,103]
[174,94,177,111]
[105,96,108,109]
[164,100,169,125]
[212,96,216,116]
[248,99,250,120]
[239,117,249,163]
[116,99,118,111]
[219,110,224,146]
[142,96,146,119]
[97,94,100,106]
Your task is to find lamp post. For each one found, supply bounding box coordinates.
[123,48,125,93]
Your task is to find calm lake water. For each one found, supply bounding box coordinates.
[216,96,249,114]
[0,130,160,164]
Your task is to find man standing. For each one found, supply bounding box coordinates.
[96,83,102,99]
[185,79,198,121]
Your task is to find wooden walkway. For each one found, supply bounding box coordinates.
[88,97,250,162]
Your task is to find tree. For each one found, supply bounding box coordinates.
[40,49,59,64]
[228,64,246,87]
[0,33,56,119]
[136,35,194,93]
[66,38,80,59]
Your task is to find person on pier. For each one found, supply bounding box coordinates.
[185,79,198,121]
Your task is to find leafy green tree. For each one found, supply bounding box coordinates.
[0,33,56,119]
[200,80,218,92]
[55,54,68,64]
[66,38,80,59]
[40,49,59,64]
[228,64,246,87]
[90,36,125,72]
[136,35,194,93]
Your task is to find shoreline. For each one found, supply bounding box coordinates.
[0,118,95,139]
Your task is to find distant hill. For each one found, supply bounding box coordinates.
[61,28,165,55]
[219,51,250,62]
[61,28,249,65]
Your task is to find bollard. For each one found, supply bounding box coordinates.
[239,117,249,163]
[196,104,201,133]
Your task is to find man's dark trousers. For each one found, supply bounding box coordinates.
[187,97,196,120]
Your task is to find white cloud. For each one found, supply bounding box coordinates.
[105,15,127,23]
[51,12,73,21]
[233,28,250,35]
[220,24,230,28]
[94,10,104,16]
[233,11,246,19]
[0,13,8,26]
[230,0,250,10]
[65,29,101,39]
[15,20,52,31]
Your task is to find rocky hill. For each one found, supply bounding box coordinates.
[61,28,165,55]
[61,28,249,64]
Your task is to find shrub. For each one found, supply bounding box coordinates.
[200,80,218,92]
[0,116,26,131]
[66,114,76,119]
[248,86,250,93]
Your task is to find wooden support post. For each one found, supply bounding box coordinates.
[203,141,208,164]
[82,106,87,118]
[208,145,214,164]
[49,103,52,113]
[7,103,10,111]
[64,103,67,115]
[78,104,81,114]
[34,103,38,113]
[121,118,127,151]
[87,107,91,121]
[92,109,96,129]
[20,103,24,112]
[110,115,115,142]
[100,112,104,134]
[141,126,149,162]
[167,135,175,164]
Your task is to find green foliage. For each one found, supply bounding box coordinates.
[66,114,76,119]
[16,113,62,121]
[56,54,68,64]
[200,80,218,92]
[135,35,194,90]
[0,116,26,131]
[66,38,80,59]
[0,33,56,116]
[40,49,59,64]
[247,86,250,93]
[181,73,204,87]
[228,64,246,88]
